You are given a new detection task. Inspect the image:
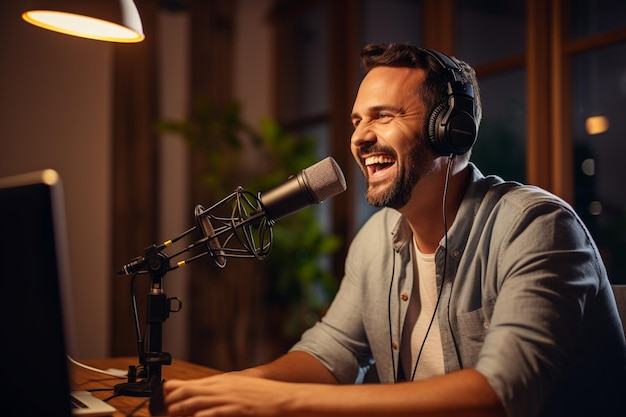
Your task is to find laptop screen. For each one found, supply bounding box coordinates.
[0,169,75,416]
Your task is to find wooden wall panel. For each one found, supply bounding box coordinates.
[111,0,160,357]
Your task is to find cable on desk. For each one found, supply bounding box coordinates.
[67,355,128,378]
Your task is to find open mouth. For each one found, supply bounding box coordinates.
[364,155,396,176]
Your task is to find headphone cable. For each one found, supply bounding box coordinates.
[406,153,454,380]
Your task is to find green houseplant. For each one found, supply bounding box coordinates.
[157,99,341,342]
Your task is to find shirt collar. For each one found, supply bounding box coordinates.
[390,163,488,252]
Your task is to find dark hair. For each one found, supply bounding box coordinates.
[359,43,482,127]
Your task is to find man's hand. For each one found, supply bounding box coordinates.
[164,373,296,417]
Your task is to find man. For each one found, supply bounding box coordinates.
[163,44,626,417]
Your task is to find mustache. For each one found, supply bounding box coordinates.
[357,143,397,159]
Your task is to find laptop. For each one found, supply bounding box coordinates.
[0,169,116,416]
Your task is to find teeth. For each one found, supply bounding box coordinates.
[365,155,395,166]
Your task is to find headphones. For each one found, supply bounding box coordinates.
[420,48,478,156]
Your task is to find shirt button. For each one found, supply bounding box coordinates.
[392,342,398,350]
[401,293,409,301]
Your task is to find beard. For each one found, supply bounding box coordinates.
[362,138,434,209]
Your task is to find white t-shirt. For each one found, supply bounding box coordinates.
[405,239,445,380]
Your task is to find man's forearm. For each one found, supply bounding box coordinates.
[237,350,339,384]
[287,368,505,417]
[237,352,505,417]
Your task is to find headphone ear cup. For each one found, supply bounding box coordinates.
[428,96,477,156]
[428,103,449,156]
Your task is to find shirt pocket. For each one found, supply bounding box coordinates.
[455,308,490,366]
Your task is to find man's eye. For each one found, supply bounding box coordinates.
[377,113,393,121]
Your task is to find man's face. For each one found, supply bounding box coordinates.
[350,66,437,209]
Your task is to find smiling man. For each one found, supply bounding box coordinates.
[163,44,626,417]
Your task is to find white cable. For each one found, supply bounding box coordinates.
[67,355,128,378]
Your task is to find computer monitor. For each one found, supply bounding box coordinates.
[0,169,75,416]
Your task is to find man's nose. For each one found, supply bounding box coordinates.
[351,123,377,148]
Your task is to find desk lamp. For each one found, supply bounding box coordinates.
[22,0,144,43]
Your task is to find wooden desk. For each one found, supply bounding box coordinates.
[72,357,220,416]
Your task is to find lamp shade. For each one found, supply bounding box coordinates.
[22,0,144,43]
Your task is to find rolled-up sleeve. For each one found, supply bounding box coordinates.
[290,212,385,383]
[475,193,605,417]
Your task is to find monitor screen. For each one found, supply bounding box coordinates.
[0,169,74,416]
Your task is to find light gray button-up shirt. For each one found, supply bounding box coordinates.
[292,163,626,417]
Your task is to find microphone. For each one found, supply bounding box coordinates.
[259,156,347,221]
[118,157,347,275]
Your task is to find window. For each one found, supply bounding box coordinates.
[456,0,526,183]
[568,0,626,283]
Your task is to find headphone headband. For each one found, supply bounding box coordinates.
[420,48,463,81]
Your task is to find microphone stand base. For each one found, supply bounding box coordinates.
[114,381,155,397]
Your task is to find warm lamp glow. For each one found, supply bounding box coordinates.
[22,0,144,43]
[585,115,610,135]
